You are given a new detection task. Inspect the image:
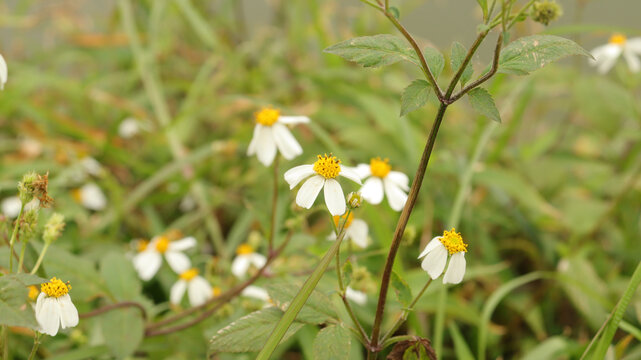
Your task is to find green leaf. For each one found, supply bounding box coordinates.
[498,35,592,75]
[391,271,413,307]
[341,261,353,288]
[389,6,400,20]
[266,282,337,324]
[467,87,501,123]
[7,273,47,286]
[521,336,568,360]
[100,307,144,359]
[423,47,445,78]
[209,307,304,353]
[99,252,141,301]
[477,0,488,19]
[400,80,431,116]
[451,42,473,86]
[324,35,419,68]
[312,324,351,360]
[0,275,38,328]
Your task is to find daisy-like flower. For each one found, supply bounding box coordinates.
[118,117,141,138]
[590,34,641,74]
[72,183,107,211]
[170,268,213,307]
[35,277,79,336]
[132,235,196,280]
[345,287,367,305]
[354,157,409,211]
[0,54,7,90]
[418,228,468,284]
[1,197,39,218]
[241,285,270,302]
[328,212,369,248]
[231,244,267,278]
[247,106,310,166]
[284,154,362,216]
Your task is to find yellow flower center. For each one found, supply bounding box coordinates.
[313,154,341,179]
[136,239,149,252]
[155,236,170,253]
[71,188,83,202]
[255,107,280,126]
[213,286,222,297]
[236,244,254,255]
[41,277,71,298]
[333,213,354,229]
[369,157,391,178]
[439,228,468,255]
[28,286,39,301]
[609,34,627,45]
[179,268,199,281]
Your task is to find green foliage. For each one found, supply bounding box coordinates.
[467,88,502,123]
[401,80,431,116]
[498,35,591,75]
[266,281,338,324]
[99,252,141,301]
[450,42,474,86]
[99,308,144,359]
[0,274,45,327]
[312,324,351,360]
[324,35,420,68]
[391,271,413,307]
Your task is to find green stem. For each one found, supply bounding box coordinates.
[268,157,280,254]
[380,278,433,343]
[27,332,41,360]
[30,242,50,275]
[2,325,8,360]
[433,283,447,356]
[9,204,25,273]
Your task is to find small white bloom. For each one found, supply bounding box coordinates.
[328,213,369,248]
[35,277,79,336]
[418,228,468,284]
[241,285,270,302]
[179,195,196,212]
[247,107,310,166]
[231,244,267,278]
[590,34,641,74]
[80,157,103,177]
[1,197,39,218]
[118,117,141,138]
[132,235,196,280]
[170,268,213,307]
[0,54,7,90]
[72,183,107,211]
[345,287,367,305]
[353,157,409,211]
[284,154,362,216]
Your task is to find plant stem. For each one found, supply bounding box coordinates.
[27,332,41,360]
[368,102,448,357]
[380,278,433,343]
[269,157,280,254]
[8,204,25,273]
[80,301,147,320]
[17,239,29,274]
[30,243,50,275]
[2,325,8,360]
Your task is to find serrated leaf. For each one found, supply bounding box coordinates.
[0,276,37,328]
[391,271,413,307]
[400,80,431,116]
[451,42,473,86]
[312,324,350,360]
[100,252,141,301]
[324,35,419,68]
[498,35,592,75]
[266,282,337,324]
[467,87,501,123]
[209,307,304,353]
[100,307,144,359]
[423,47,445,78]
[6,273,47,286]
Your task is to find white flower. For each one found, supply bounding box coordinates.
[35,277,79,336]
[328,213,369,248]
[418,228,468,284]
[353,157,409,211]
[241,285,270,302]
[345,287,367,305]
[118,117,141,138]
[0,54,7,90]
[1,197,39,218]
[590,34,641,74]
[247,107,310,166]
[80,157,103,177]
[284,154,362,216]
[231,244,267,278]
[72,183,107,211]
[132,235,196,280]
[170,268,213,307]
[179,195,196,212]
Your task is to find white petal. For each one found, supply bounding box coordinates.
[133,251,162,281]
[625,38,641,53]
[443,252,466,284]
[231,256,251,278]
[35,293,46,317]
[284,165,315,189]
[37,297,60,336]
[1,196,21,218]
[593,44,622,74]
[254,125,277,166]
[165,251,192,273]
[386,171,410,191]
[249,253,267,269]
[623,48,641,72]
[346,219,369,248]
[247,124,261,156]
[418,237,443,259]
[296,175,325,209]
[384,178,408,211]
[278,116,310,124]
[118,117,140,138]
[81,157,102,176]
[272,123,303,160]
[323,179,346,216]
[354,164,372,179]
[345,287,367,305]
[80,183,107,210]
[57,295,79,329]
[170,280,188,304]
[360,177,384,205]
[0,54,7,90]
[339,167,363,185]
[168,236,196,251]
[188,277,213,307]
[421,242,448,279]
[241,285,270,301]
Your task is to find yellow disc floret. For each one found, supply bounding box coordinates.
[136,239,149,253]
[333,213,354,229]
[155,236,170,253]
[438,228,468,255]
[28,286,39,301]
[213,286,222,297]
[369,157,391,178]
[255,107,280,126]
[41,277,71,298]
[179,268,199,281]
[609,34,627,45]
[313,154,341,179]
[236,244,254,255]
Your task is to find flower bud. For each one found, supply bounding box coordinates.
[531,0,563,26]
[18,172,38,204]
[43,213,65,244]
[347,192,362,209]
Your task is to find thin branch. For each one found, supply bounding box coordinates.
[80,301,148,320]
[444,31,489,102]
